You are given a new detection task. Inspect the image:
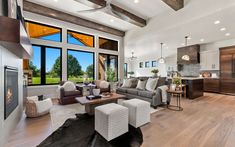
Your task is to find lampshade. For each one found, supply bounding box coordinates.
[158,57,165,64]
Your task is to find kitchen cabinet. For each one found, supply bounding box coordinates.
[220,46,235,95]
[200,50,219,70]
[204,78,220,92]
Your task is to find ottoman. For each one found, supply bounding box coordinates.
[95,103,128,141]
[123,99,150,128]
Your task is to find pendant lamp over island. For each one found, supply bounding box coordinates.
[158,43,165,64]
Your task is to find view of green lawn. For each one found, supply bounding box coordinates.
[32,77,94,84]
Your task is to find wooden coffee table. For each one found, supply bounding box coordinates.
[76,93,126,115]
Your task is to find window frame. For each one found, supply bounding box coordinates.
[152,61,157,67]
[98,53,119,81]
[145,61,150,68]
[124,63,128,78]
[67,49,95,83]
[25,20,62,42]
[29,44,62,86]
[67,30,95,47]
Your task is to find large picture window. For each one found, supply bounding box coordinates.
[25,21,62,42]
[67,30,94,47]
[98,53,118,81]
[29,45,62,85]
[67,50,94,83]
[99,37,118,51]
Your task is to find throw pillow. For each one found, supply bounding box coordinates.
[100,81,109,89]
[136,80,147,90]
[63,81,76,91]
[94,80,102,88]
[122,79,132,88]
[130,78,138,88]
[38,95,44,101]
[145,78,159,92]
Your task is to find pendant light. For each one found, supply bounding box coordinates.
[181,36,190,61]
[158,43,165,64]
[128,50,137,61]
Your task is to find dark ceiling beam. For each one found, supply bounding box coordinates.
[162,0,184,11]
[23,0,125,37]
[75,0,146,27]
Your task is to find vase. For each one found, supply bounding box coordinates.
[170,84,176,91]
[92,88,100,96]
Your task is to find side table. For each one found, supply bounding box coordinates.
[166,90,183,111]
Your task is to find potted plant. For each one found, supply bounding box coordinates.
[172,77,181,91]
[151,69,159,77]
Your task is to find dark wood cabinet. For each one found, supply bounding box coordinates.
[220,46,235,95]
[204,79,220,93]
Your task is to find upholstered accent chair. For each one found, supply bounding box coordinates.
[59,81,83,105]
[25,96,53,118]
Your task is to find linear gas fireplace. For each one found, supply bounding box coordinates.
[4,66,18,120]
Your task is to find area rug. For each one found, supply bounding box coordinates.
[50,100,164,131]
[39,114,143,147]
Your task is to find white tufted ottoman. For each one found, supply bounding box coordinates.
[95,103,128,141]
[123,99,150,128]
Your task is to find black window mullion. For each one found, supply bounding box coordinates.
[41,46,46,85]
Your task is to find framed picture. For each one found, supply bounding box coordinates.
[139,62,143,68]
[152,61,157,67]
[145,61,150,68]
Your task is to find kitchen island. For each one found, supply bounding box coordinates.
[168,77,204,99]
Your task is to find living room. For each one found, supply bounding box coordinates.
[1,0,235,147]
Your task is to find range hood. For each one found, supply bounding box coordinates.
[177,44,200,64]
[0,16,32,59]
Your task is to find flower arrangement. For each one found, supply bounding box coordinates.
[172,77,181,87]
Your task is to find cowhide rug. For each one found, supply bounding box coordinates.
[38,113,143,147]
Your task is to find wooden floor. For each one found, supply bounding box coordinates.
[5,93,235,147]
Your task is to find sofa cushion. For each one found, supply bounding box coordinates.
[145,78,158,92]
[138,91,155,98]
[156,77,166,87]
[64,90,81,97]
[127,88,139,95]
[116,87,128,93]
[100,81,109,89]
[136,80,147,90]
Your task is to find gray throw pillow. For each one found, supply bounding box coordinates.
[130,78,138,88]
[136,80,147,90]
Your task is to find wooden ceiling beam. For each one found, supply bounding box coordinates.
[75,0,147,27]
[23,0,125,37]
[162,0,184,11]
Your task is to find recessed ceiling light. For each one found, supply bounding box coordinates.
[110,19,114,22]
[200,39,205,42]
[134,0,139,4]
[214,20,220,24]
[220,27,226,31]
[225,33,231,36]
[54,0,58,2]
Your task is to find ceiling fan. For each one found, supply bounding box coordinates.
[74,0,129,21]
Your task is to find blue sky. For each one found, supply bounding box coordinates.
[31,33,93,72]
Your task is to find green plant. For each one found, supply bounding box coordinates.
[173,77,181,86]
[151,69,159,74]
[106,67,116,82]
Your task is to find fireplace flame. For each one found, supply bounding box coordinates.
[6,88,13,104]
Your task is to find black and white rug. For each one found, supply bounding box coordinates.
[38,114,143,147]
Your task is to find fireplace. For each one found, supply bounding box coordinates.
[4,66,18,120]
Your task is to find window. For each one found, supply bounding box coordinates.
[25,21,61,42]
[99,37,118,51]
[67,50,94,83]
[152,61,157,67]
[29,45,62,85]
[67,30,94,47]
[145,61,150,68]
[139,62,143,68]
[124,63,128,78]
[98,53,118,81]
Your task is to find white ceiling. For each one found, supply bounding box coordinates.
[124,0,235,58]
[25,0,235,58]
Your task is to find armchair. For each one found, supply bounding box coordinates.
[59,81,83,105]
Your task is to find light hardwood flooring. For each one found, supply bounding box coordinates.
[5,93,235,147]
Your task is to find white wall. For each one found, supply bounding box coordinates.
[0,46,24,146]
[24,11,124,97]
[201,38,235,52]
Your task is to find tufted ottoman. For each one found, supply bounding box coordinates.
[123,99,151,128]
[95,103,128,141]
